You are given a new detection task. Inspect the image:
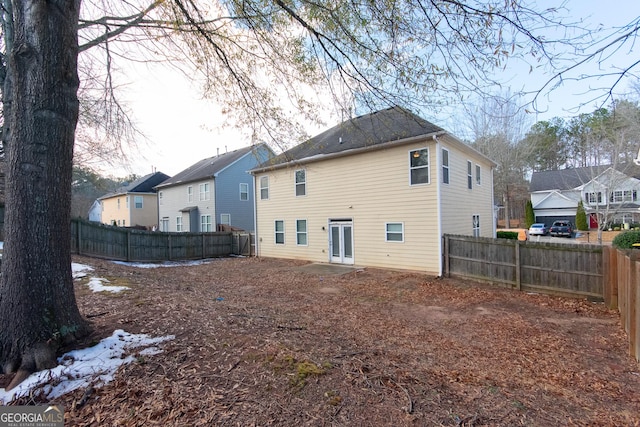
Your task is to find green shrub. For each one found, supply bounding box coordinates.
[497,231,519,240]
[524,200,535,229]
[612,230,640,249]
[575,201,588,231]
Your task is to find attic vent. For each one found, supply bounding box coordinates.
[339,137,343,144]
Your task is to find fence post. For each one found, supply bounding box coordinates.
[126,229,131,262]
[443,235,450,277]
[631,259,639,361]
[76,220,82,256]
[603,246,615,308]
[515,240,521,291]
[202,234,205,259]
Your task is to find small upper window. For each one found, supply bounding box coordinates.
[442,148,449,184]
[134,196,143,209]
[240,183,249,201]
[410,148,429,185]
[187,186,193,202]
[260,176,269,200]
[199,183,210,201]
[467,161,473,190]
[159,191,163,205]
[295,169,306,196]
[475,164,481,186]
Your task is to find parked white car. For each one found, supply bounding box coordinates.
[528,223,548,236]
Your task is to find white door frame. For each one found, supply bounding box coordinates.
[328,219,354,264]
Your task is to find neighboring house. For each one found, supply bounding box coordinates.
[87,199,101,222]
[250,107,496,275]
[155,143,274,232]
[530,165,640,228]
[99,171,170,229]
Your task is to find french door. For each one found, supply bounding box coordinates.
[329,220,354,264]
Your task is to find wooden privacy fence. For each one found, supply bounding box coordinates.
[71,219,253,262]
[443,234,603,299]
[443,234,639,363]
[604,247,640,363]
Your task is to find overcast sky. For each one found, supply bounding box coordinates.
[114,0,640,178]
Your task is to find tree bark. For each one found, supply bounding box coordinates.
[0,0,88,387]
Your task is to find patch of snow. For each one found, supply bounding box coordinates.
[72,262,94,279]
[112,259,214,268]
[87,277,129,293]
[0,330,174,404]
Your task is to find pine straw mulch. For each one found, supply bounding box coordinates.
[5,255,640,426]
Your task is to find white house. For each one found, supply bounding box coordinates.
[530,165,640,228]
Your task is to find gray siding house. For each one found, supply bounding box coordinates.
[155,143,273,232]
[530,164,640,228]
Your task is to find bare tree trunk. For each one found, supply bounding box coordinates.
[0,0,88,388]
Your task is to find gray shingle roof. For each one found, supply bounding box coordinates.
[100,171,170,199]
[530,164,640,192]
[259,106,444,168]
[156,144,261,188]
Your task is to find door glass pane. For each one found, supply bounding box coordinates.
[343,226,353,258]
[331,226,340,257]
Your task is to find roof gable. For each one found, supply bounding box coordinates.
[100,171,170,199]
[533,190,579,209]
[530,164,640,192]
[158,143,271,188]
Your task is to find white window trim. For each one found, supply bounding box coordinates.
[220,213,231,225]
[176,216,182,232]
[467,161,473,190]
[295,169,306,197]
[187,186,193,202]
[296,219,308,246]
[201,214,212,232]
[134,195,143,209]
[442,148,449,185]
[385,222,404,242]
[260,176,269,200]
[239,183,249,201]
[409,148,429,186]
[475,164,481,186]
[472,214,480,237]
[199,183,210,201]
[275,220,285,245]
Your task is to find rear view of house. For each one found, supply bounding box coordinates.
[99,171,170,229]
[251,107,496,274]
[155,143,273,232]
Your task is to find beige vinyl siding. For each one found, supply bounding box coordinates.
[439,138,494,237]
[128,193,159,228]
[256,139,441,273]
[100,195,129,226]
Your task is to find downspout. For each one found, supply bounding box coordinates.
[252,174,259,257]
[491,166,497,237]
[434,135,443,276]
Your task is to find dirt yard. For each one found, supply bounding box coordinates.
[5,255,640,426]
